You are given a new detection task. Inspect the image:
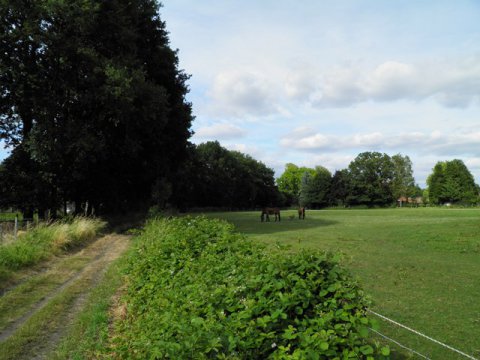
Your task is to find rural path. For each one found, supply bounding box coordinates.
[0,233,131,360]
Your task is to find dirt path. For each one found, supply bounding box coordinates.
[0,233,131,359]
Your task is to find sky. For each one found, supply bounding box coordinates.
[160,0,480,186]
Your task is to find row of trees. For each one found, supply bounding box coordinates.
[278,152,420,208]
[171,141,280,210]
[0,0,193,216]
[278,152,479,208]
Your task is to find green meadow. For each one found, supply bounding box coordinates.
[202,208,480,359]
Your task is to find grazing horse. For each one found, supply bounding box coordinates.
[298,207,305,219]
[261,207,281,222]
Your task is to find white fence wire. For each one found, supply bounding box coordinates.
[367,309,478,360]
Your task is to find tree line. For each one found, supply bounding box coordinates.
[277,152,479,208]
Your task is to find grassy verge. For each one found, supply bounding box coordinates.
[0,217,105,285]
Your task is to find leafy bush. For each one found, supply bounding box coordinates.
[115,217,389,359]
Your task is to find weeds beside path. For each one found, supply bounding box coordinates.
[0,233,131,360]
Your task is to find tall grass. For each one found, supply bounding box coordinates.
[0,218,105,283]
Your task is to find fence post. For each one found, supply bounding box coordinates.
[0,224,3,245]
[14,215,18,241]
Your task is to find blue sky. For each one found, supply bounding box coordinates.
[161,0,480,186]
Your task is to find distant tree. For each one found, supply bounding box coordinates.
[427,159,478,205]
[299,166,332,208]
[391,154,416,200]
[426,162,445,205]
[347,152,394,206]
[277,163,315,205]
[329,169,352,206]
[173,141,279,209]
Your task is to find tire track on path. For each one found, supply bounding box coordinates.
[0,233,131,358]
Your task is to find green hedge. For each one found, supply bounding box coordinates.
[116,217,389,359]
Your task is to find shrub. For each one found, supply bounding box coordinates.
[115,217,388,359]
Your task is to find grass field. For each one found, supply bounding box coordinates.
[202,208,480,360]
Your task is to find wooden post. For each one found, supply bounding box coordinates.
[0,224,3,245]
[14,215,18,241]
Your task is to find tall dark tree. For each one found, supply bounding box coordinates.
[0,0,193,215]
[329,169,351,206]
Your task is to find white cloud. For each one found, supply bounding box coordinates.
[300,154,356,174]
[207,70,278,118]
[195,123,247,140]
[308,57,480,108]
[465,158,480,172]
[281,129,480,156]
[284,63,319,101]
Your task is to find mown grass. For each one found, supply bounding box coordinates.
[202,208,480,359]
[0,218,105,285]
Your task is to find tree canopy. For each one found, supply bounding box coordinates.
[172,141,280,210]
[276,163,315,205]
[427,160,478,205]
[347,152,395,206]
[0,0,193,216]
[279,152,424,208]
[299,166,331,208]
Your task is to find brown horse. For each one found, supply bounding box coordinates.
[261,207,281,222]
[298,207,305,219]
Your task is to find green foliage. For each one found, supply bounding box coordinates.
[114,217,387,358]
[0,0,193,215]
[277,164,316,205]
[329,169,351,206]
[390,154,416,199]
[427,159,478,205]
[299,166,332,208]
[283,153,420,209]
[172,141,280,209]
[347,152,395,206]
